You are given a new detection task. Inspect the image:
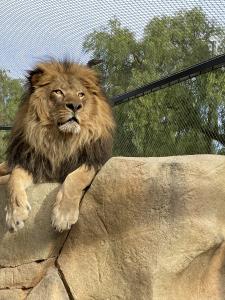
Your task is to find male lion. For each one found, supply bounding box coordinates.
[0,59,115,232]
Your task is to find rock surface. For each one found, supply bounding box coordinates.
[0,258,55,289]
[0,289,28,300]
[1,155,225,299]
[0,183,67,267]
[26,267,69,300]
[58,155,225,300]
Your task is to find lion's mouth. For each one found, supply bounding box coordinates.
[57,116,79,127]
[57,116,80,134]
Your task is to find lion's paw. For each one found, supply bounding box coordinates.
[51,204,79,232]
[5,194,31,232]
[5,200,31,232]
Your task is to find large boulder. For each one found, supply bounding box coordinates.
[58,155,225,300]
[1,155,225,299]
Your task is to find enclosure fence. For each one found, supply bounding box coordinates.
[0,0,225,159]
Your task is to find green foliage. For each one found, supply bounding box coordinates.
[0,70,22,160]
[83,8,225,156]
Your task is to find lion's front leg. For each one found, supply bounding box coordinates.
[6,167,33,232]
[51,165,97,232]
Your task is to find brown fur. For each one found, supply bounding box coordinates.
[6,59,115,183]
[4,59,115,232]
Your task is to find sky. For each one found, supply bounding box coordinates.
[0,0,224,78]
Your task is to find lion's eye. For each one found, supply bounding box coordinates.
[52,89,63,95]
[77,91,85,98]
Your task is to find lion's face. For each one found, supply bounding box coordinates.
[43,77,87,134]
[26,60,106,135]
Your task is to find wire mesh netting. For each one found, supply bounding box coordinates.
[0,0,225,159]
[0,0,224,76]
[113,69,225,156]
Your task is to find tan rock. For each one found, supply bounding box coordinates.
[26,267,69,300]
[58,155,225,300]
[0,183,67,267]
[0,258,55,289]
[0,289,28,300]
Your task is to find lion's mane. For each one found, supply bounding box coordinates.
[6,59,115,183]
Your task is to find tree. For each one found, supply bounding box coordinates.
[0,70,22,160]
[83,8,225,156]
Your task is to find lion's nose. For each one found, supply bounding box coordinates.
[65,103,83,112]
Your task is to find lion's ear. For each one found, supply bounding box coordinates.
[27,68,44,87]
[87,59,103,68]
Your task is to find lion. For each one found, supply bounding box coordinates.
[0,59,115,232]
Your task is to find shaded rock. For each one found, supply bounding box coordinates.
[58,155,225,300]
[0,258,55,289]
[0,183,67,267]
[26,267,69,300]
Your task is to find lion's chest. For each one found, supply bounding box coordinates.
[31,153,81,183]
